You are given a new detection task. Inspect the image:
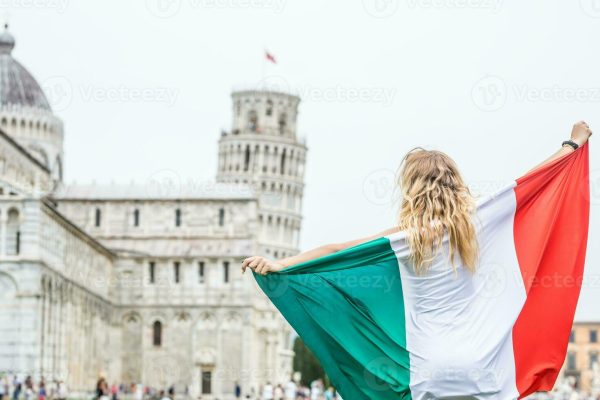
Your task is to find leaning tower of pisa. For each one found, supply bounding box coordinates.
[216,89,307,258]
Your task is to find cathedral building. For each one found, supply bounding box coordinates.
[0,26,307,399]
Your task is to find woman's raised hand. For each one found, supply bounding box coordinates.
[571,121,592,146]
[241,256,285,275]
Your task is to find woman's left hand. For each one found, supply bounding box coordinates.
[241,256,285,275]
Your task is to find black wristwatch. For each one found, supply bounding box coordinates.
[562,140,579,150]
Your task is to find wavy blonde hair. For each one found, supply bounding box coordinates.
[397,148,478,274]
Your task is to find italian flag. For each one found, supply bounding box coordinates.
[254,144,590,399]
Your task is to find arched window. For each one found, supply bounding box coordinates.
[148,261,156,284]
[278,113,287,134]
[153,321,162,346]
[133,209,140,227]
[175,208,181,227]
[223,261,230,283]
[248,110,258,132]
[53,156,63,181]
[6,209,20,255]
[201,370,212,394]
[173,262,180,284]
[280,148,287,175]
[243,145,251,172]
[94,208,101,227]
[198,261,205,284]
[218,208,225,227]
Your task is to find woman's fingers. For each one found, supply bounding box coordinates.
[242,256,271,274]
[241,256,254,273]
[242,256,259,273]
[255,260,267,275]
[249,258,262,270]
[260,260,271,275]
[257,260,267,271]
[255,260,272,275]
[241,256,278,275]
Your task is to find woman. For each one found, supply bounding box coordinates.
[242,121,592,275]
[242,121,592,400]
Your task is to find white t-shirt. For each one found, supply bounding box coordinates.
[284,381,296,399]
[262,384,273,400]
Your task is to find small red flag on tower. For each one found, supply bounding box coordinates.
[265,50,277,64]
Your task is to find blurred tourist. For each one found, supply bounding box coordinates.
[262,382,273,400]
[283,379,296,400]
[57,380,67,400]
[37,378,46,400]
[274,384,283,400]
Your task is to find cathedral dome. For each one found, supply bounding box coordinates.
[0,25,51,111]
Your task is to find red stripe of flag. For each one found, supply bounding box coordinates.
[512,144,590,397]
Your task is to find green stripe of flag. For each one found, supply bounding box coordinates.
[254,237,412,400]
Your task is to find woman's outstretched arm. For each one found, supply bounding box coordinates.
[242,227,400,275]
[527,121,592,173]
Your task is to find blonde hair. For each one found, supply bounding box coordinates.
[397,148,478,274]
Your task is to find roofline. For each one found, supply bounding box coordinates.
[41,197,116,259]
[231,88,301,102]
[51,195,256,202]
[0,127,50,173]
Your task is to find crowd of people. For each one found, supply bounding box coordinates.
[247,378,342,400]
[91,377,342,400]
[94,379,179,400]
[0,376,67,400]
[2,374,599,400]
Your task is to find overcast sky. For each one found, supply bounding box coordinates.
[6,0,600,319]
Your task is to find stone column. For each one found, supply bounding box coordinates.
[0,211,7,256]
